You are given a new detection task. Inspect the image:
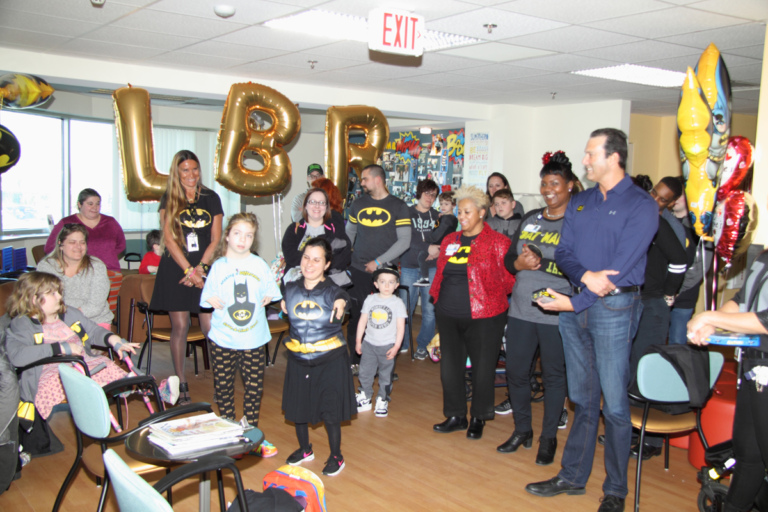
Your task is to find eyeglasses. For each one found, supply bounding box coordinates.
[309,173,323,180]
[307,200,327,207]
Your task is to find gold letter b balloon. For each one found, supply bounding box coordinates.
[215,83,300,196]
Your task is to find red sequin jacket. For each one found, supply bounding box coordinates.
[429,222,515,319]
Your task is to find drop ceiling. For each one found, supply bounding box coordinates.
[0,0,764,117]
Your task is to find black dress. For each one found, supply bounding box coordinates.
[150,188,223,313]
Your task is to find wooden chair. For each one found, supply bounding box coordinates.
[135,275,210,376]
[268,317,290,365]
[31,245,47,264]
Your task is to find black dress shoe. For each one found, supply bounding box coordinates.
[535,437,557,465]
[597,494,625,512]
[630,443,662,460]
[525,476,586,497]
[466,417,485,439]
[433,416,468,433]
[497,431,533,453]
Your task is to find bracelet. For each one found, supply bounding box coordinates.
[112,339,125,351]
[198,262,210,273]
[375,259,381,267]
[184,266,194,275]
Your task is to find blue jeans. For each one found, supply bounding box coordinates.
[400,266,436,351]
[668,306,694,345]
[557,292,643,499]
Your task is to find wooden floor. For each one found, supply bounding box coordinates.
[2,320,708,512]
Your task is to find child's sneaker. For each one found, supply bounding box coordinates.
[322,454,345,476]
[495,397,513,415]
[374,397,388,417]
[158,376,180,405]
[255,439,278,458]
[356,391,372,412]
[286,444,314,465]
[414,348,428,360]
[413,277,430,287]
[558,408,568,429]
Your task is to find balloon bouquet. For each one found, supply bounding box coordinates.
[678,43,757,307]
[0,73,55,174]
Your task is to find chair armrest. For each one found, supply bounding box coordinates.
[16,356,90,377]
[102,375,158,396]
[138,402,213,428]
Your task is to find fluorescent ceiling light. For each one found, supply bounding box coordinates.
[420,126,432,134]
[263,10,480,52]
[572,64,686,88]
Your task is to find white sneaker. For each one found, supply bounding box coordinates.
[159,376,180,405]
[356,391,372,412]
[413,278,430,287]
[374,397,388,417]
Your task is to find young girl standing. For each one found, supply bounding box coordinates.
[200,213,281,457]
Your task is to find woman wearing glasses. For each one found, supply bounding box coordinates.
[282,187,351,286]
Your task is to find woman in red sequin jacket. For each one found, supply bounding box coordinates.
[428,185,515,440]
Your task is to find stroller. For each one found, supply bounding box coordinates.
[696,434,765,511]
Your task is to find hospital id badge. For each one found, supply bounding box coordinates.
[523,224,541,233]
[187,232,200,252]
[445,243,460,256]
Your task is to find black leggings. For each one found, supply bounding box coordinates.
[295,422,341,457]
[724,358,768,512]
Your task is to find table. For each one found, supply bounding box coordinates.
[125,425,263,512]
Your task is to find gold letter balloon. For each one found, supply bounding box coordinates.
[215,83,300,196]
[113,86,166,202]
[678,43,732,237]
[325,106,389,198]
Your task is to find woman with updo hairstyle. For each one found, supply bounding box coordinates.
[495,150,576,465]
[45,188,126,272]
[430,185,515,440]
[38,223,113,329]
[150,149,223,404]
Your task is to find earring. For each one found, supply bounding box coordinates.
[568,188,572,192]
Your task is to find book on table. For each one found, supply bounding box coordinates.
[148,412,245,454]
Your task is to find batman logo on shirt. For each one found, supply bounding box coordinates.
[227,280,254,327]
[448,246,471,264]
[371,310,388,322]
[358,207,391,227]
[180,208,212,229]
[293,300,323,320]
[231,309,252,322]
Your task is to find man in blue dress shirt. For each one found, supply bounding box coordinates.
[525,128,659,512]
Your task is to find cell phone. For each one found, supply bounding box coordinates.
[526,244,543,259]
[532,288,555,304]
[330,312,343,324]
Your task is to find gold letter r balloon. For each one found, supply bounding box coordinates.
[215,83,300,196]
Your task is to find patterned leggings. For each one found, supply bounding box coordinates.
[209,340,266,427]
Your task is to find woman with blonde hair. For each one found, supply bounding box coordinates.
[429,185,515,440]
[150,149,223,404]
[37,223,113,329]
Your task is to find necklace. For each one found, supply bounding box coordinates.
[545,207,565,219]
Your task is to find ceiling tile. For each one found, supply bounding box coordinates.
[728,64,764,82]
[146,0,302,25]
[342,62,431,79]
[427,7,567,40]
[319,0,479,21]
[577,41,701,63]
[258,52,366,71]
[229,61,316,81]
[512,72,603,88]
[0,8,101,38]
[84,26,202,51]
[658,23,767,51]
[306,70,383,85]
[417,52,489,72]
[57,39,164,61]
[304,41,376,61]
[439,42,553,62]
[691,0,768,22]
[724,45,765,60]
[216,26,336,51]
[111,9,247,39]
[585,7,747,39]
[1,0,137,22]
[449,63,546,80]
[500,26,642,53]
[176,41,289,61]
[0,27,69,50]
[402,73,478,86]
[638,53,760,71]
[143,51,252,70]
[495,0,670,24]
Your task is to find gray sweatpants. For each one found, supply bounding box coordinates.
[358,340,395,401]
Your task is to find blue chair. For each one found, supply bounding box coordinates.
[631,351,724,512]
[103,448,250,512]
[57,364,212,512]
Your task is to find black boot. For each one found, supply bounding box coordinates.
[535,437,557,465]
[497,431,533,453]
[466,418,485,439]
[433,416,468,433]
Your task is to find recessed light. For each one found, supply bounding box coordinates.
[572,64,686,88]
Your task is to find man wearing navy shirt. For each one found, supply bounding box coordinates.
[525,128,659,512]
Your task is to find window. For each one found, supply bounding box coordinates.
[0,110,239,236]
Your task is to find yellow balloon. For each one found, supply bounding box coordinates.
[215,83,300,196]
[324,106,389,198]
[113,86,166,202]
[0,73,54,109]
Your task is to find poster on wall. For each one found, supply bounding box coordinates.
[465,132,490,186]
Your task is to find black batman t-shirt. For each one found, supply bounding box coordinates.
[436,234,475,318]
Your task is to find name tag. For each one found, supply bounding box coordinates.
[187,232,199,252]
[445,243,460,256]
[523,224,541,233]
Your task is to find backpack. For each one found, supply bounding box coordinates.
[263,465,327,512]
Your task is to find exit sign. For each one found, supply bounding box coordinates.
[368,8,425,57]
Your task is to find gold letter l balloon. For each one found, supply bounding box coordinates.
[325,106,389,198]
[113,86,166,202]
[215,83,300,196]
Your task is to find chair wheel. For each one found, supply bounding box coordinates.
[530,372,544,403]
[697,482,729,512]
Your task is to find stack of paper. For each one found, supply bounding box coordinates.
[148,413,245,455]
